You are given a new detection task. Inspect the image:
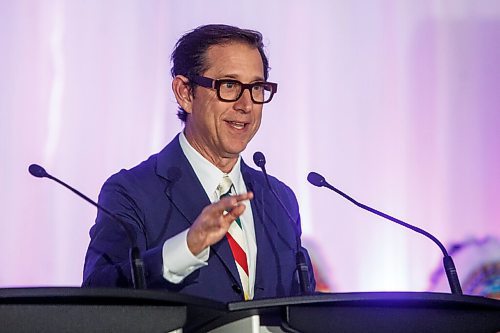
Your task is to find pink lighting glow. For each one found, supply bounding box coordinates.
[1,1,499,294]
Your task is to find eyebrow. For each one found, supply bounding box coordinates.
[221,73,265,82]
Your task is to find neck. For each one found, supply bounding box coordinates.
[184,129,238,174]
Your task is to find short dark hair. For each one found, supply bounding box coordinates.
[171,24,270,122]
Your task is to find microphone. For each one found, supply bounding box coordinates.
[253,151,266,169]
[28,163,147,289]
[253,152,312,294]
[307,171,463,295]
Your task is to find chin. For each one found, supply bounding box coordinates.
[223,142,248,156]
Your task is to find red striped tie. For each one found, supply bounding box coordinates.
[218,175,250,300]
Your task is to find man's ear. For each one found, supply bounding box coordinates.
[172,75,194,114]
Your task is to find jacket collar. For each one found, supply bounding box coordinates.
[156,135,253,299]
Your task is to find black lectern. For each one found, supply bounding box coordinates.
[0,287,225,333]
[2,289,499,332]
[207,292,500,333]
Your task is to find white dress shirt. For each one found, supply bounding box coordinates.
[162,132,257,299]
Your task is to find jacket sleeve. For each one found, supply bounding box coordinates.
[82,174,166,288]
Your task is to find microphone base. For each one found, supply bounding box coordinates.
[296,250,312,295]
[130,247,147,289]
[443,255,462,295]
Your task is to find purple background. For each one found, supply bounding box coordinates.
[1,1,499,293]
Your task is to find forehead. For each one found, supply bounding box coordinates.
[202,42,264,81]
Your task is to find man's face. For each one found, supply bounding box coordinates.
[184,42,265,164]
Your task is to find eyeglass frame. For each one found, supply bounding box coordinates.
[189,75,278,104]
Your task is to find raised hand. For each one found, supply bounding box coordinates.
[187,192,254,255]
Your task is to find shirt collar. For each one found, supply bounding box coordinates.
[179,131,242,200]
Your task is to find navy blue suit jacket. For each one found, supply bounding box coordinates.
[83,135,315,302]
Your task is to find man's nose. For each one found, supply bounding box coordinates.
[234,88,253,113]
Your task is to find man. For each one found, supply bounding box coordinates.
[83,24,315,302]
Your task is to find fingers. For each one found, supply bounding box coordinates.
[186,192,253,255]
[223,201,246,221]
[216,192,253,213]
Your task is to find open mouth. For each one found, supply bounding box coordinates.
[225,121,247,130]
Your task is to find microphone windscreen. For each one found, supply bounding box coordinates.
[28,164,48,178]
[253,151,266,168]
[307,172,326,187]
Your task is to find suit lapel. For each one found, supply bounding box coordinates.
[242,162,268,298]
[156,135,241,291]
[156,135,210,224]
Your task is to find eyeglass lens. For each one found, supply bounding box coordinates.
[219,81,273,103]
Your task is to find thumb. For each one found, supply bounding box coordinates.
[223,203,246,224]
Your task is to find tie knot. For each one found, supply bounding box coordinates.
[217,175,233,197]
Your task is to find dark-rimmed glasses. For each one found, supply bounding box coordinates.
[190,75,278,104]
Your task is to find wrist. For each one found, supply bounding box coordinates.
[187,227,207,255]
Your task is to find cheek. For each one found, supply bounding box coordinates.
[202,94,219,112]
[192,89,218,113]
[193,99,223,129]
[253,109,263,128]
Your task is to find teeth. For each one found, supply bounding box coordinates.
[228,121,245,129]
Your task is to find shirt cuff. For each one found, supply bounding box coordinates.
[162,229,209,284]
